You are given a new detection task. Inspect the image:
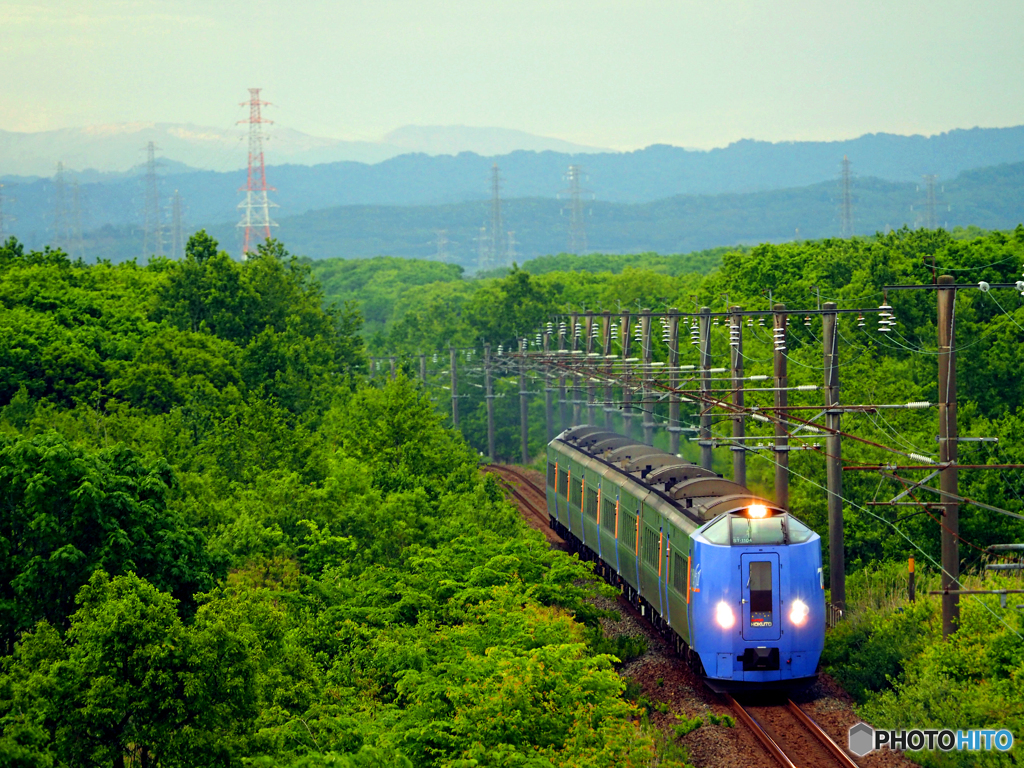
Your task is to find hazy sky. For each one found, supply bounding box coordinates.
[2,0,1022,150]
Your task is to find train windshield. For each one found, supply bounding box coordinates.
[731,516,785,546]
[787,516,815,543]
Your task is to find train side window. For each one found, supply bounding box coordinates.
[672,551,687,593]
[585,487,599,519]
[558,469,569,497]
[601,497,616,530]
[641,525,659,567]
[732,516,785,546]
[700,516,730,545]
[787,516,814,543]
[571,476,583,508]
[547,462,556,488]
[621,510,637,550]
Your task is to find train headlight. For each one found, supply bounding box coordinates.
[789,599,809,626]
[747,504,768,518]
[715,601,735,629]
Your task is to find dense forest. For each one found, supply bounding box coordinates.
[0,235,667,766]
[4,226,1024,766]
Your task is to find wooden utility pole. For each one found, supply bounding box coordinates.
[937,275,960,637]
[699,306,712,470]
[602,311,613,430]
[449,346,459,428]
[669,309,681,455]
[730,306,746,486]
[484,343,495,462]
[823,302,845,611]
[641,313,654,445]
[519,339,530,463]
[621,311,633,439]
[419,353,427,385]
[773,304,789,509]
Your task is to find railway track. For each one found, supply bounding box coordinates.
[726,694,860,768]
[482,464,565,546]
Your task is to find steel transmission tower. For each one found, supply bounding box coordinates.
[507,230,518,264]
[839,155,854,237]
[489,164,505,267]
[0,182,14,240]
[917,174,948,230]
[142,141,164,257]
[171,190,185,259]
[52,162,70,250]
[562,165,589,253]
[237,88,278,258]
[70,180,84,259]
[434,229,450,262]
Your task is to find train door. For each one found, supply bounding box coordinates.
[740,553,781,642]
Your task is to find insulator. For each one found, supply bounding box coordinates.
[751,413,770,423]
[559,322,567,335]
[712,317,720,327]
[497,345,504,355]
[546,322,554,333]
[905,401,931,409]
[535,333,542,346]
[857,314,865,327]
[758,317,766,327]
[634,324,643,341]
[747,317,753,327]
[795,384,817,391]
[804,316,811,327]
[432,354,438,363]
[611,324,619,340]
[909,453,935,464]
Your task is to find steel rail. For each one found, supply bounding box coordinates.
[724,695,797,768]
[786,699,860,768]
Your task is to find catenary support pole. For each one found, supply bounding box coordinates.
[570,311,580,426]
[937,275,960,637]
[449,346,459,429]
[669,309,681,455]
[558,319,568,430]
[730,306,746,486]
[823,302,845,612]
[641,313,654,445]
[389,356,396,381]
[484,343,495,462]
[621,311,632,438]
[586,313,597,425]
[543,330,554,440]
[603,311,614,430]
[419,353,426,385]
[773,304,789,509]
[699,306,712,470]
[519,338,530,464]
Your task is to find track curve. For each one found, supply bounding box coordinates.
[482,464,565,546]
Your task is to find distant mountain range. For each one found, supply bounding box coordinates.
[5,124,1024,244]
[58,161,1024,267]
[0,123,611,177]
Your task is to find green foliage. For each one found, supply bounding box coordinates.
[708,713,734,727]
[673,714,703,737]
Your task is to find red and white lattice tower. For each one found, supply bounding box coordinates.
[237,88,278,258]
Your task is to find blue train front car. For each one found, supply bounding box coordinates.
[689,505,824,690]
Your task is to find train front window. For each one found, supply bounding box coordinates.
[701,516,730,545]
[748,561,773,626]
[732,516,785,545]
[787,516,814,543]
